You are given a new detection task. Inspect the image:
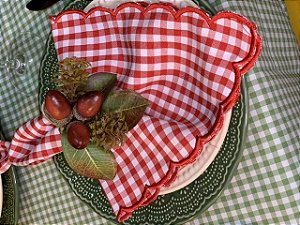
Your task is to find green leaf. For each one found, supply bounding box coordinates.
[101,90,149,130]
[85,72,117,96]
[62,131,117,180]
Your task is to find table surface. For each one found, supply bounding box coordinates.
[0,0,299,224]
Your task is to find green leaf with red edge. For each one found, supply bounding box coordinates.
[62,130,117,180]
[101,90,149,130]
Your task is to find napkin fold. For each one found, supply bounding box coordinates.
[0,115,62,174]
[50,2,261,222]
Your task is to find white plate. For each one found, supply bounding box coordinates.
[84,0,198,12]
[160,110,231,194]
[84,0,232,195]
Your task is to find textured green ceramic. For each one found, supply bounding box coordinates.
[0,167,19,225]
[39,0,248,224]
[0,129,19,225]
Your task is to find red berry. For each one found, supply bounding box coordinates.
[67,121,90,149]
[45,90,72,120]
[76,91,104,119]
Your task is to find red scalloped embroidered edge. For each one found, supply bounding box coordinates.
[50,3,262,222]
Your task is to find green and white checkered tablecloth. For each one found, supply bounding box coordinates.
[0,0,299,224]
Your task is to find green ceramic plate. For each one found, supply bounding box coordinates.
[39,0,248,224]
[0,167,19,225]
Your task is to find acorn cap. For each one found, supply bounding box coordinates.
[73,104,88,122]
[41,102,73,127]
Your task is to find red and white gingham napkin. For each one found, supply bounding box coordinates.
[50,3,261,221]
[0,116,62,174]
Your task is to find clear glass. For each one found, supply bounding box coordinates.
[0,32,43,95]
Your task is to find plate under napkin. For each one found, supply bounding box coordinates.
[84,0,234,197]
[50,3,261,221]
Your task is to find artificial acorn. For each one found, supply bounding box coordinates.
[45,90,72,119]
[73,90,104,121]
[67,121,90,149]
[42,90,73,127]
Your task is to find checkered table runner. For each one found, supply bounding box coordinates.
[50,3,260,221]
[0,0,299,224]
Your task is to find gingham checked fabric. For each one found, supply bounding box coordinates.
[50,3,261,221]
[0,0,299,224]
[0,116,62,174]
